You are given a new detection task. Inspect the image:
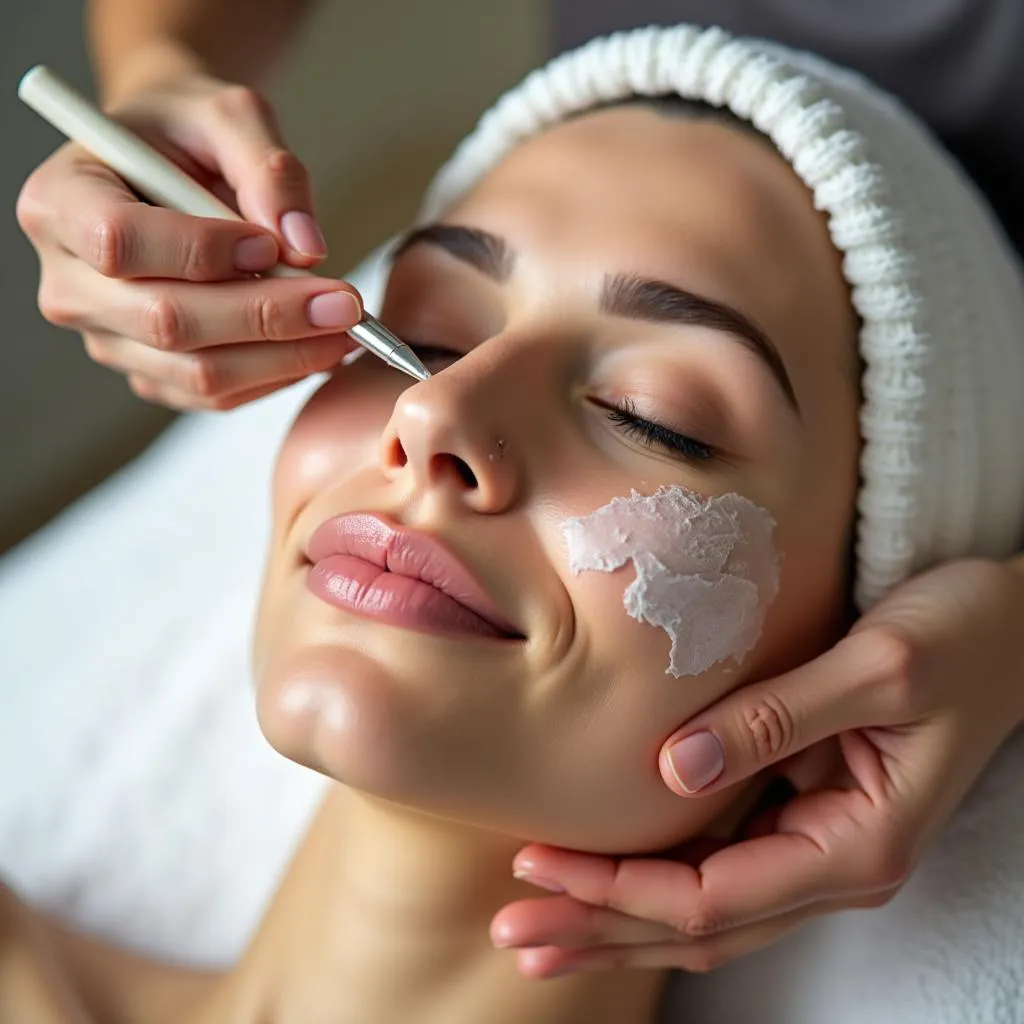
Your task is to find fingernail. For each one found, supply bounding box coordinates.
[281,210,327,257]
[667,731,725,793]
[513,870,566,894]
[307,292,361,329]
[234,235,278,271]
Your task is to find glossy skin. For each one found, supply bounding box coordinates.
[253,106,861,855]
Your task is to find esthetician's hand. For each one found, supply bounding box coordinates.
[494,554,1024,976]
[16,67,362,410]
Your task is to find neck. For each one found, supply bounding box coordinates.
[197,786,665,1024]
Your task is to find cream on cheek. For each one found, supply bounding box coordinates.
[561,485,779,677]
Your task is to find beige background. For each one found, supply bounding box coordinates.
[0,0,547,553]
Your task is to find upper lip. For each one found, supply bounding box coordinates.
[305,512,524,638]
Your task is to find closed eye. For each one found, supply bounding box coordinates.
[404,344,715,462]
[604,398,713,462]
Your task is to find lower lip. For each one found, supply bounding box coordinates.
[307,555,508,639]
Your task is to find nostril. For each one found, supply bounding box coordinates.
[429,453,478,489]
[453,457,477,488]
[388,435,408,468]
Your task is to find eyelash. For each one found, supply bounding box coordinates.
[605,398,714,462]
[407,343,462,369]
[405,345,714,462]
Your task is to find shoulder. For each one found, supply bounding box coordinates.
[0,878,95,1022]
[1,879,221,1024]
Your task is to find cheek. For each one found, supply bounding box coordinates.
[751,455,858,676]
[525,646,751,853]
[515,568,748,853]
[568,562,675,678]
[518,487,780,851]
[751,520,851,679]
[559,486,781,680]
[272,367,404,521]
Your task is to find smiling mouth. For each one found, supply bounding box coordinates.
[304,513,525,642]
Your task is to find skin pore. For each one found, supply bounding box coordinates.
[2,105,860,1024]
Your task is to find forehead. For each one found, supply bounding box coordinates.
[445,105,857,400]
[455,109,819,281]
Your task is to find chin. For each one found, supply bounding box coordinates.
[252,631,520,824]
[255,641,441,797]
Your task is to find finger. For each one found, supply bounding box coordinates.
[67,267,362,350]
[491,895,679,951]
[517,898,842,978]
[194,86,326,263]
[21,145,279,281]
[516,942,689,979]
[511,839,728,893]
[659,630,908,795]
[517,783,900,940]
[518,933,771,977]
[666,785,908,936]
[86,331,350,397]
[777,737,846,793]
[512,846,705,936]
[128,372,307,412]
[508,884,896,977]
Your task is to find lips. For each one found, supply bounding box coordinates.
[304,513,523,640]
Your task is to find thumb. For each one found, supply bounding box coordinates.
[197,86,326,265]
[658,632,896,796]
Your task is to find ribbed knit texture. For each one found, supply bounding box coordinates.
[418,25,1024,609]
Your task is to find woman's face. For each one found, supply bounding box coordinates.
[255,107,860,854]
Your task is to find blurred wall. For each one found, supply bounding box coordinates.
[0,0,547,553]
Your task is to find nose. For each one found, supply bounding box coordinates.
[380,356,521,513]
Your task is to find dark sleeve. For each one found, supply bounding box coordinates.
[549,0,1024,256]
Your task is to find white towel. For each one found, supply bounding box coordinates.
[1,254,1021,1022]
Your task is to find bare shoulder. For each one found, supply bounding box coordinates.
[0,878,221,1024]
[0,878,94,1022]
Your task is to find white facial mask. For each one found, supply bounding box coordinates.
[561,486,779,677]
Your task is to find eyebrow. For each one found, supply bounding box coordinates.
[394,223,514,281]
[394,223,800,416]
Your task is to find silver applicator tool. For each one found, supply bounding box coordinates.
[18,65,430,382]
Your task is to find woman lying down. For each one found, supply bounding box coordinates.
[4,23,1024,1024]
